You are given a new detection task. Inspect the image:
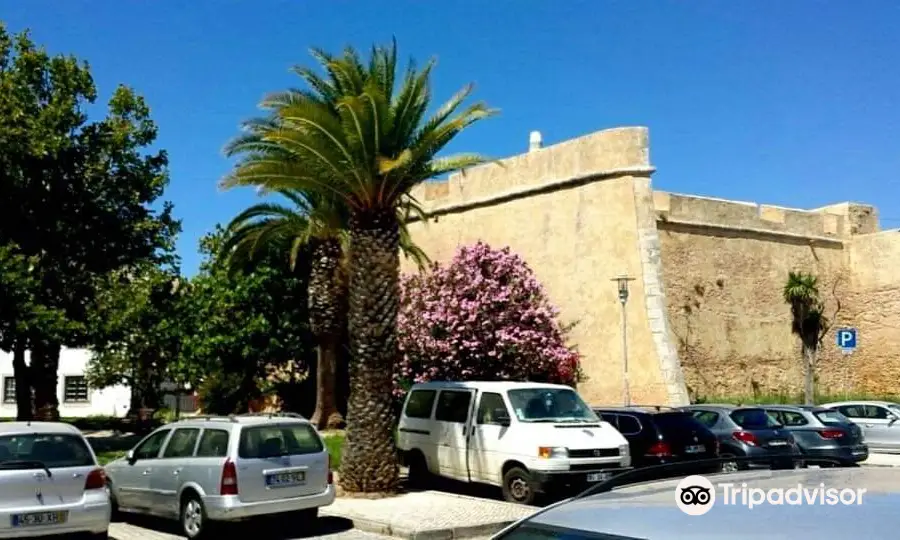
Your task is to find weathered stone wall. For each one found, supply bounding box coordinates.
[405,127,689,406]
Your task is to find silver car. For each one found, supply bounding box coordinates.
[104,413,335,539]
[0,421,111,539]
[821,400,900,454]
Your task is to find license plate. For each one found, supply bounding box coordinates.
[767,440,788,447]
[586,472,610,483]
[265,471,306,487]
[685,445,706,454]
[11,511,67,527]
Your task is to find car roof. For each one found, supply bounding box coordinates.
[821,400,899,408]
[507,468,900,539]
[408,381,573,392]
[162,413,312,429]
[0,421,83,436]
[594,406,681,415]
[680,403,742,410]
[761,404,822,412]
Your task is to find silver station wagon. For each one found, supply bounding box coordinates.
[0,421,111,539]
[104,413,335,539]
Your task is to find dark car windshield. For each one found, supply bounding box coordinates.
[507,388,599,423]
[730,408,781,429]
[653,412,708,433]
[0,433,95,469]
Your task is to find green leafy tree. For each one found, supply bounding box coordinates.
[86,261,194,415]
[186,227,315,415]
[783,271,833,405]
[0,24,179,419]
[221,41,495,493]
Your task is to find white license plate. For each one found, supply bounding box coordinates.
[265,471,306,487]
[767,440,788,447]
[685,445,706,454]
[11,511,67,527]
[586,472,610,483]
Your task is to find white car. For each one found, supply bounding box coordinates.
[396,381,631,505]
[104,413,335,539]
[0,421,111,539]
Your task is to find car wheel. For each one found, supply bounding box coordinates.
[180,493,210,539]
[406,451,430,489]
[502,466,536,505]
[719,454,741,473]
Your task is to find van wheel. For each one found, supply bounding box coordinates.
[406,451,430,489]
[502,467,536,505]
[180,493,210,539]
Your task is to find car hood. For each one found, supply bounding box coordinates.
[519,421,628,449]
[510,468,900,539]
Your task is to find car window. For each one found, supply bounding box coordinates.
[435,390,472,423]
[0,433,94,469]
[865,406,892,420]
[837,405,864,418]
[404,390,437,419]
[653,412,708,434]
[691,410,719,428]
[599,413,619,429]
[163,428,200,458]
[238,424,323,459]
[196,429,230,457]
[765,410,783,425]
[730,409,780,429]
[616,414,642,435]
[780,411,808,426]
[477,392,510,425]
[133,430,170,460]
[814,409,851,425]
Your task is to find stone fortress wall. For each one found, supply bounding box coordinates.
[404,126,900,404]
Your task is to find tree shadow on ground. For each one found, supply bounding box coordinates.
[115,513,353,539]
[400,474,554,507]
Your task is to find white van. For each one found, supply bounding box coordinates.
[396,381,631,504]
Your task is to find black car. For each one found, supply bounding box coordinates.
[593,406,719,474]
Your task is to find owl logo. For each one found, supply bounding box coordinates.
[675,475,716,516]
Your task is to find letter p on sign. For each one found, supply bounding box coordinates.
[837,328,857,351]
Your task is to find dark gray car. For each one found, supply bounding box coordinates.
[679,404,800,472]
[762,405,868,466]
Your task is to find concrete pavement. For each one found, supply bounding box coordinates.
[864,452,900,467]
[110,516,404,540]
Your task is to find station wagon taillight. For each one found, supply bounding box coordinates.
[818,429,845,439]
[220,459,238,495]
[84,468,106,490]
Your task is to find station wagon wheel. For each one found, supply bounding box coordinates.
[502,466,536,505]
[719,454,741,473]
[181,493,209,539]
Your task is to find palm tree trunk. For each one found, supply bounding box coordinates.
[13,339,33,421]
[802,342,816,405]
[340,210,401,494]
[308,239,346,430]
[32,340,61,421]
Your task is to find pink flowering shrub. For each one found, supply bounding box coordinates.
[396,241,583,397]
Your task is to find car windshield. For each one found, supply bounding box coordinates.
[507,388,599,423]
[654,412,708,433]
[814,409,852,425]
[730,408,781,429]
[0,433,95,469]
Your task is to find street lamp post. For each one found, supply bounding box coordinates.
[612,275,635,406]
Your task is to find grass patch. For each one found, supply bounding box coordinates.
[95,450,125,466]
[322,431,345,469]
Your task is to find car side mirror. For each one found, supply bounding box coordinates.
[126,450,136,464]
[495,409,511,427]
[887,414,897,424]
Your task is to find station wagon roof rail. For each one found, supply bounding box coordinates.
[236,412,307,419]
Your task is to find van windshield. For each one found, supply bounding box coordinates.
[507,388,599,423]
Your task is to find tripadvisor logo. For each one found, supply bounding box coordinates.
[675,475,867,515]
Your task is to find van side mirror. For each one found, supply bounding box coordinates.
[126,450,136,464]
[494,409,511,427]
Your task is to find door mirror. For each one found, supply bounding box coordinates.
[887,413,897,423]
[494,409,511,426]
[125,449,136,464]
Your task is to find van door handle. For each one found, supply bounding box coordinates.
[173,468,183,476]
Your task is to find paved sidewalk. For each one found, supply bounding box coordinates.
[322,490,534,540]
[863,452,900,467]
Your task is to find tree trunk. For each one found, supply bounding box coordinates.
[32,340,61,421]
[802,343,816,405]
[308,238,346,430]
[12,340,33,421]
[340,210,401,494]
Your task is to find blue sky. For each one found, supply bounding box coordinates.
[4,1,900,275]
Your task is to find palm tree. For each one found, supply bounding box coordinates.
[220,188,429,430]
[783,271,829,405]
[221,41,495,493]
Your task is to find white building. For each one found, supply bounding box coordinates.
[0,348,131,418]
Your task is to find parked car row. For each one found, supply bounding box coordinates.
[0,413,336,539]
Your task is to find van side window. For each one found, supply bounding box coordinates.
[435,391,472,423]
[477,392,509,424]
[404,390,437,419]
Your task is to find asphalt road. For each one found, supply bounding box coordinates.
[110,516,396,540]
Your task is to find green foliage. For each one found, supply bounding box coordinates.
[783,271,828,346]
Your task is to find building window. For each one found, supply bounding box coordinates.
[2,377,15,404]
[63,376,89,403]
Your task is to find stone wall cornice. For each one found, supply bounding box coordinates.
[658,217,845,247]
[410,166,656,221]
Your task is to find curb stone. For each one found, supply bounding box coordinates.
[323,513,514,540]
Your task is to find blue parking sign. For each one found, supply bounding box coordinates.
[836,328,857,351]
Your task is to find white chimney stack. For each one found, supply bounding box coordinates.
[529,131,542,152]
